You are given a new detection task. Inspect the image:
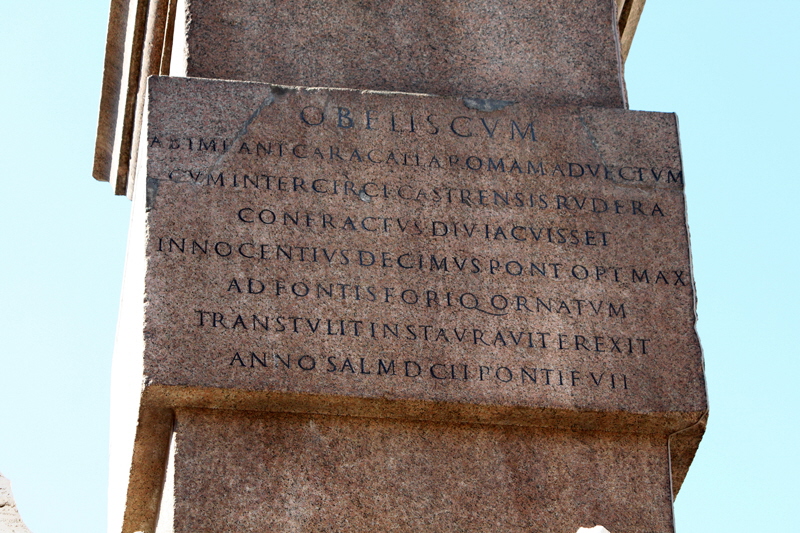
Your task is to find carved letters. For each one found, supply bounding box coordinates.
[144,85,696,405]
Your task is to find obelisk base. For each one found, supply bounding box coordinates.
[158,408,676,533]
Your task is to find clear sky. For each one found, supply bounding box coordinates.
[1,1,797,532]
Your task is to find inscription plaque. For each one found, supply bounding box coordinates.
[140,77,704,425]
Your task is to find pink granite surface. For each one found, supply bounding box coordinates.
[170,408,675,533]
[140,76,705,423]
[178,0,627,108]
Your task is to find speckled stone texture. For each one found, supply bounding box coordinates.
[176,0,627,108]
[169,408,674,533]
[115,76,707,533]
[141,77,704,424]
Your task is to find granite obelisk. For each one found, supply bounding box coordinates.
[94,2,706,532]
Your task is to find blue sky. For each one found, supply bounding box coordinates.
[625,2,800,529]
[1,1,798,532]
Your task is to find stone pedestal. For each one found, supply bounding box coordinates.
[171,409,675,533]
[98,2,706,533]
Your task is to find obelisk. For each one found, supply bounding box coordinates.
[94,1,706,532]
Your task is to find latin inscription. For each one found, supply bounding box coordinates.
[228,352,630,391]
[145,87,697,407]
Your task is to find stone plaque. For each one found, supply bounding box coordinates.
[141,76,704,425]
